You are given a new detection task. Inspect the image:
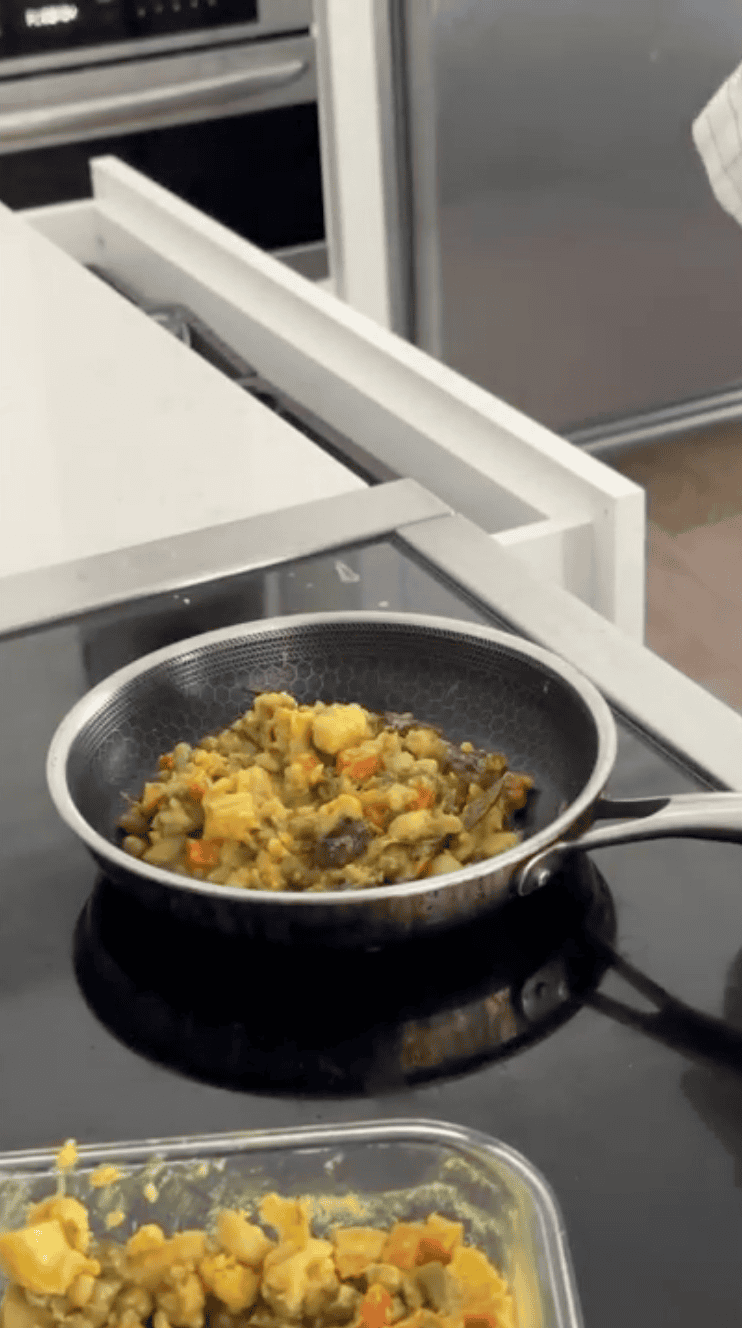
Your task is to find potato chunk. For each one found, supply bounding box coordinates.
[331,1228,386,1279]
[312,705,370,755]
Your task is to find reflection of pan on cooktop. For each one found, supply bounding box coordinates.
[73,855,616,1095]
[585,948,742,1074]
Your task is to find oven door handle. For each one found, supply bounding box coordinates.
[0,58,308,145]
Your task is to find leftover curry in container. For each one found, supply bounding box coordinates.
[118,693,533,892]
[0,1160,516,1328]
[0,1123,585,1328]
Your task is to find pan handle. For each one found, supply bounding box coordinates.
[516,792,742,894]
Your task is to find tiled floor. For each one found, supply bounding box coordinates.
[610,423,742,711]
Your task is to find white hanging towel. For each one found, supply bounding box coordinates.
[693,61,742,228]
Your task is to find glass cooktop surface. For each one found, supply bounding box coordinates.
[2,535,742,1328]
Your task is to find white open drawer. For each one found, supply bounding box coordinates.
[21,156,644,639]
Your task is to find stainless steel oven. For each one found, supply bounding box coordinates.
[0,0,325,254]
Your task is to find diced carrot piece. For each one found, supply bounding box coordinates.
[186,838,223,868]
[411,785,435,810]
[188,782,207,800]
[158,755,174,771]
[338,754,379,781]
[362,800,387,828]
[359,1285,393,1328]
[414,859,432,880]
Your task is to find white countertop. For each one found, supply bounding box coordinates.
[0,203,364,580]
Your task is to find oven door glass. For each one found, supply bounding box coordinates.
[0,101,324,250]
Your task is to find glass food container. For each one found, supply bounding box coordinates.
[0,1118,583,1328]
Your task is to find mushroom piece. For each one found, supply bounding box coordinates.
[313,818,374,869]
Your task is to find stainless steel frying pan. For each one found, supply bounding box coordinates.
[46,612,742,947]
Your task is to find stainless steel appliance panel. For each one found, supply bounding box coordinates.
[0,20,323,249]
[0,0,322,251]
[0,34,315,151]
[0,0,309,77]
[418,0,742,431]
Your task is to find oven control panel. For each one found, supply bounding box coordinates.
[0,0,258,57]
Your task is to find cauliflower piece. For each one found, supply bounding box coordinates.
[26,1198,90,1254]
[0,1285,52,1328]
[0,1222,99,1295]
[403,730,442,760]
[234,766,275,801]
[285,755,324,795]
[384,784,419,815]
[155,1270,205,1328]
[190,750,229,777]
[383,749,415,777]
[198,1255,258,1314]
[262,1240,337,1319]
[259,797,292,829]
[312,705,370,755]
[117,1286,153,1321]
[154,801,195,838]
[67,1274,96,1309]
[143,836,185,867]
[126,1232,206,1290]
[216,1212,274,1267]
[387,811,461,843]
[254,692,296,720]
[312,794,365,837]
[260,1195,310,1250]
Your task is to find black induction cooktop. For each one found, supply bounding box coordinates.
[3,534,742,1328]
[73,853,618,1095]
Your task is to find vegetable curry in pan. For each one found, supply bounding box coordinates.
[119,693,532,892]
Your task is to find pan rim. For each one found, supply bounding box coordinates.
[47,610,618,906]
